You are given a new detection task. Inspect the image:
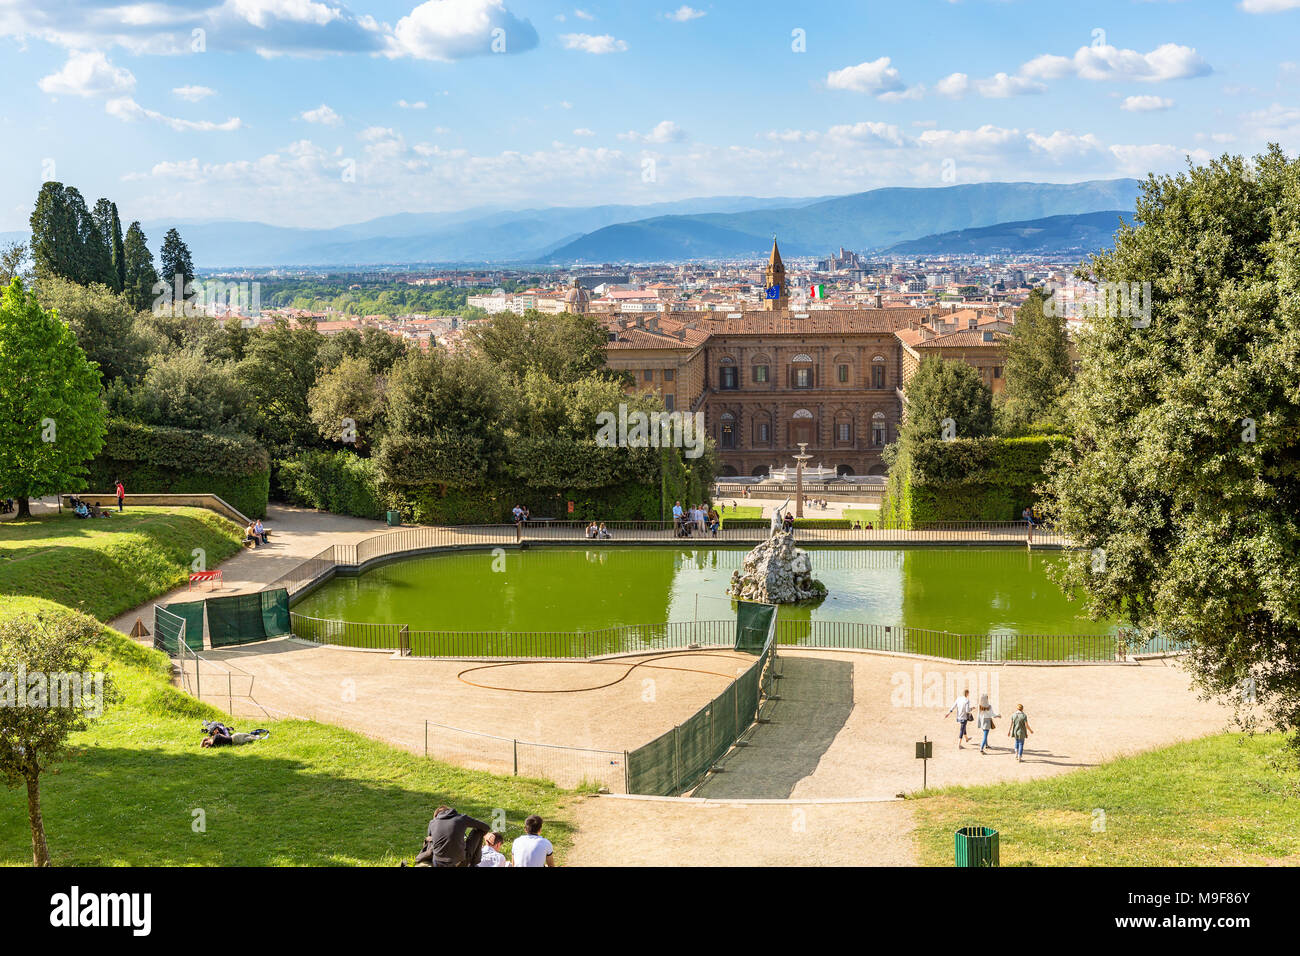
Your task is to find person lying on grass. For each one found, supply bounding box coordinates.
[200,721,269,748]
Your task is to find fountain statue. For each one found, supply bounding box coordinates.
[727,525,827,605]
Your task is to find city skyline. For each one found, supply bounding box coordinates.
[2,0,1298,232]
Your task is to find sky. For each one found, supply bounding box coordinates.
[1,0,1298,231]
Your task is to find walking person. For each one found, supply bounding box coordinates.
[1022,506,1035,542]
[976,693,999,754]
[945,687,974,749]
[115,478,126,512]
[1008,704,1033,762]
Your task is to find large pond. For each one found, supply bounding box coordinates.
[295,546,1111,637]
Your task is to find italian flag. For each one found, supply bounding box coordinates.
[810,284,826,299]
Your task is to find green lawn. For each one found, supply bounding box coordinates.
[843,508,881,523]
[909,733,1300,866]
[717,505,764,518]
[0,507,244,621]
[0,598,576,866]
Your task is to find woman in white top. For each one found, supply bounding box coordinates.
[976,693,1000,754]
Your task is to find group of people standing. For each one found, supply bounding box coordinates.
[671,500,719,537]
[946,688,1034,761]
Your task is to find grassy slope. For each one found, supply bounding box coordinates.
[0,598,575,866]
[909,733,1300,866]
[0,508,244,621]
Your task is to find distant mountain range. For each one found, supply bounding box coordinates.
[882,210,1134,256]
[0,178,1142,268]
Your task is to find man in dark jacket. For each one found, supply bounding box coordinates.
[412,806,491,867]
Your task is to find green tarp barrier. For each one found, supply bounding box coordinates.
[734,601,776,654]
[207,588,290,648]
[152,605,188,656]
[163,600,206,652]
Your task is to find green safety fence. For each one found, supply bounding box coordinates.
[207,589,291,648]
[162,600,206,652]
[152,605,189,656]
[734,601,776,654]
[626,602,777,795]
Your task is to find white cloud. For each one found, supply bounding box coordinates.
[229,0,341,28]
[574,7,594,19]
[934,72,969,98]
[174,85,216,101]
[974,72,1045,98]
[1109,143,1211,175]
[389,0,540,61]
[620,120,685,143]
[666,5,706,21]
[826,57,907,96]
[765,129,820,143]
[397,99,428,109]
[301,104,342,125]
[827,121,904,146]
[1239,0,1300,12]
[1027,130,1105,161]
[106,97,242,131]
[573,127,596,136]
[38,50,136,97]
[1121,95,1174,112]
[1021,43,1210,83]
[560,32,627,53]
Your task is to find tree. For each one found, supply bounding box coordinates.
[308,355,388,454]
[159,228,195,302]
[0,241,28,286]
[899,357,994,445]
[469,310,612,383]
[0,608,117,866]
[34,276,151,385]
[235,318,324,455]
[90,198,120,291]
[1000,287,1072,432]
[1043,147,1300,747]
[317,326,408,374]
[108,351,250,433]
[28,182,82,283]
[122,222,158,312]
[0,280,107,517]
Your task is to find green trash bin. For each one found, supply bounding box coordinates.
[386,510,402,527]
[954,826,999,867]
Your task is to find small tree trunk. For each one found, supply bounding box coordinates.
[26,774,50,867]
[16,496,31,519]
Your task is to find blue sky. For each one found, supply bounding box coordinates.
[2,0,1298,230]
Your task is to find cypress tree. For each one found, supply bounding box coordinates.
[122,222,159,312]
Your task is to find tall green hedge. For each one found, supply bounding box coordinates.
[882,434,1066,525]
[86,419,270,518]
[278,450,385,520]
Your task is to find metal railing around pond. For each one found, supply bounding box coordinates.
[269,521,1068,599]
[288,611,1182,663]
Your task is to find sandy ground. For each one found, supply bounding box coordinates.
[186,639,757,790]
[564,797,916,867]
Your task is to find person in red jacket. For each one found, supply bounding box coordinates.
[115,479,126,512]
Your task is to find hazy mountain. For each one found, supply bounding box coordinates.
[882,210,1134,256]
[546,179,1142,263]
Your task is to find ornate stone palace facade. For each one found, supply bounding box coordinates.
[602,240,1011,477]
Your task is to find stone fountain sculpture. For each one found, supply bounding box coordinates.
[728,508,827,604]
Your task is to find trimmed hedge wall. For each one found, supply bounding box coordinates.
[882,434,1066,525]
[86,419,270,518]
[278,450,385,520]
[389,479,664,525]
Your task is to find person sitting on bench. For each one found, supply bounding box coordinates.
[253,518,270,544]
[244,522,260,547]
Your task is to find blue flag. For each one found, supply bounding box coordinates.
[765,285,781,299]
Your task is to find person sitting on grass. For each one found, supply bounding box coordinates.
[512,815,555,867]
[478,832,510,867]
[410,806,491,868]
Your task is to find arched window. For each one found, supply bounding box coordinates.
[871,354,887,389]
[834,408,854,446]
[791,354,814,389]
[871,411,887,447]
[718,356,737,390]
[720,411,737,449]
[833,352,854,386]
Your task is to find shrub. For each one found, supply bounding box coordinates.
[85,419,270,518]
[277,450,384,520]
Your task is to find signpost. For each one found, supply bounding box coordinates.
[916,736,933,789]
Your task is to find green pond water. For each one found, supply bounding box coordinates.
[295,546,1111,639]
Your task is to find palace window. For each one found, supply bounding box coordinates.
[644,369,653,382]
[837,364,849,383]
[753,364,769,383]
[837,422,851,442]
[993,366,1003,379]
[720,413,736,449]
[664,394,675,411]
[757,422,770,443]
[871,412,887,447]
[663,368,675,381]
[719,366,738,389]
[794,367,813,388]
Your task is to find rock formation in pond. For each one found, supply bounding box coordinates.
[727,530,827,604]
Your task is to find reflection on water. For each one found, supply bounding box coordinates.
[295,545,1108,637]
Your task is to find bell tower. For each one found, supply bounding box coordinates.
[763,236,788,311]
